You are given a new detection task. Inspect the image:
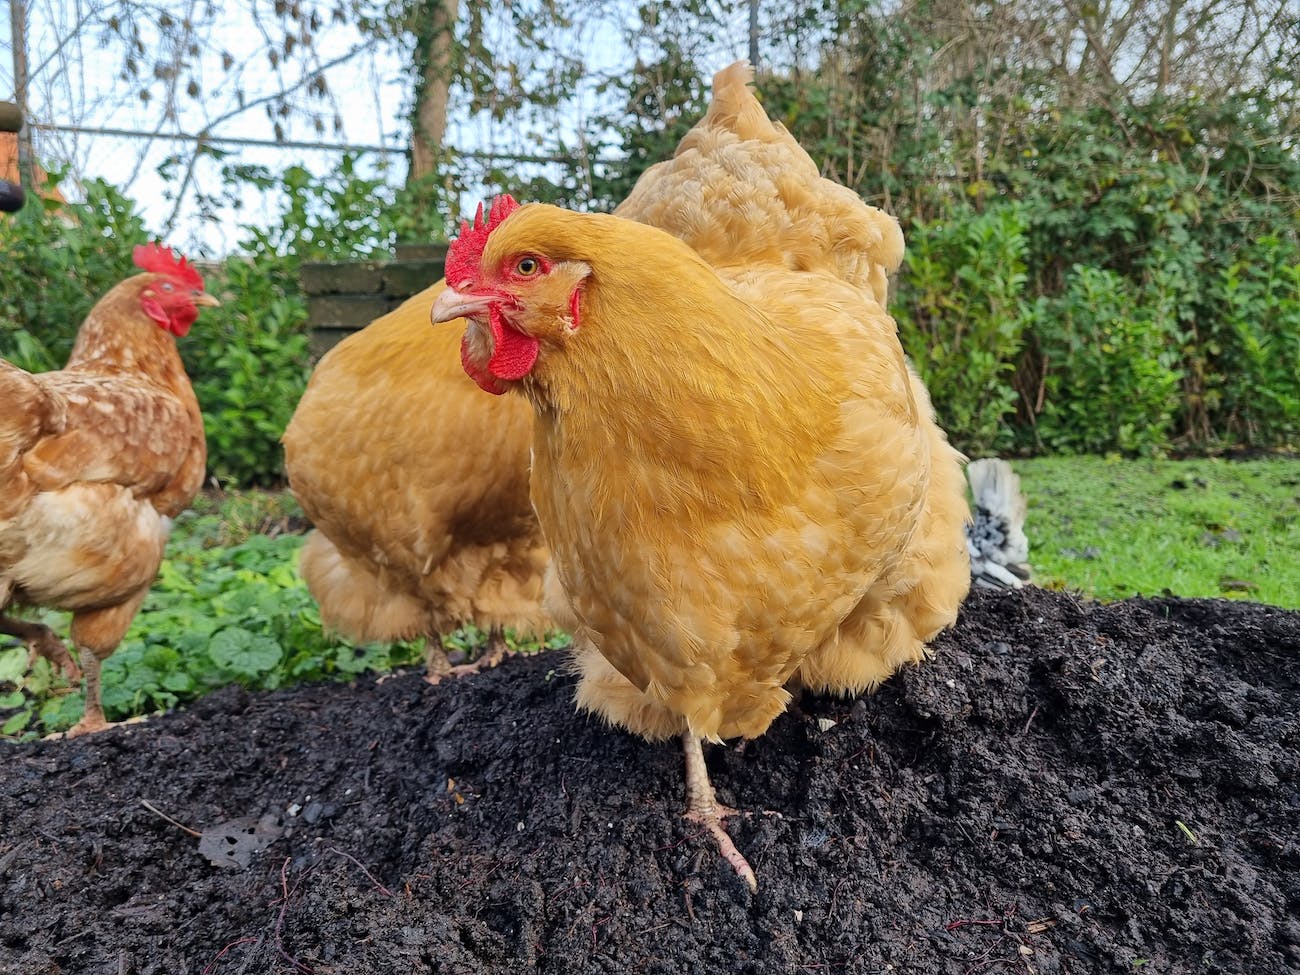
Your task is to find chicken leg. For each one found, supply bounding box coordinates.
[60,589,150,738]
[681,733,758,891]
[425,625,513,684]
[0,613,82,680]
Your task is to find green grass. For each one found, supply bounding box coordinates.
[4,458,1298,738]
[1014,456,1300,609]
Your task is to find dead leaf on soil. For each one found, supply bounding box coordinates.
[198,814,284,869]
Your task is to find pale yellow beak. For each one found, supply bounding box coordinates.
[194,292,221,308]
[431,286,493,324]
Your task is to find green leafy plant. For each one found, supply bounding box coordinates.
[0,529,418,737]
[0,492,570,738]
[894,202,1032,454]
[1201,235,1300,445]
[188,253,312,486]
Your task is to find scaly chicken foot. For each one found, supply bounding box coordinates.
[424,640,454,684]
[425,626,513,684]
[0,614,82,681]
[448,626,512,678]
[681,733,758,892]
[57,649,135,738]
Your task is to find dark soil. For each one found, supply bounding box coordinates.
[2,587,1298,975]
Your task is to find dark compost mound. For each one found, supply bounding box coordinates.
[2,587,1298,974]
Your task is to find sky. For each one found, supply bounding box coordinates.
[1,0,759,255]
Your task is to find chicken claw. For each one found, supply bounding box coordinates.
[681,733,758,892]
[48,714,147,740]
[1,615,82,681]
[425,626,513,685]
[41,651,148,739]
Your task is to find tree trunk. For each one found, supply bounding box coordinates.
[8,0,38,193]
[408,0,460,185]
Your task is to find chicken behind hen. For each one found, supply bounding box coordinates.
[283,284,551,680]
[614,61,903,309]
[284,63,1013,694]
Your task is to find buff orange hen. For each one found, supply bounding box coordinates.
[431,193,971,889]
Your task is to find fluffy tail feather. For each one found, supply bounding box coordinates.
[297,530,429,643]
[965,458,1031,590]
[613,60,904,308]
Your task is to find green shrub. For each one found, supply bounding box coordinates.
[1034,265,1182,455]
[189,255,311,486]
[0,176,147,370]
[1200,235,1300,445]
[8,94,1298,463]
[894,202,1032,454]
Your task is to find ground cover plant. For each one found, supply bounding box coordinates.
[0,491,567,739]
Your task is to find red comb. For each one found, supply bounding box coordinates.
[445,195,521,288]
[132,243,205,291]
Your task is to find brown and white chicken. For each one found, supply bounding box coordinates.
[0,244,216,736]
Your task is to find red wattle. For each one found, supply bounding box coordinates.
[487,306,539,382]
[461,335,508,395]
[140,296,196,337]
[168,305,198,337]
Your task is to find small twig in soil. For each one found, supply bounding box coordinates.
[0,844,25,873]
[1020,705,1040,737]
[139,799,202,838]
[632,922,674,937]
[591,915,611,951]
[946,904,1019,932]
[53,929,94,948]
[651,833,696,853]
[272,857,315,974]
[205,861,318,974]
[963,957,1011,975]
[201,937,259,973]
[828,876,849,922]
[544,877,590,902]
[327,846,394,897]
[458,856,505,890]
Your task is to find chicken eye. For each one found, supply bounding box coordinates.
[516,257,540,276]
[162,282,175,293]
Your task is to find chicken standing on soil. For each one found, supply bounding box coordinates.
[431,89,971,893]
[0,245,216,737]
[282,288,550,682]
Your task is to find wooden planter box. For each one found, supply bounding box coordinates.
[302,243,448,359]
